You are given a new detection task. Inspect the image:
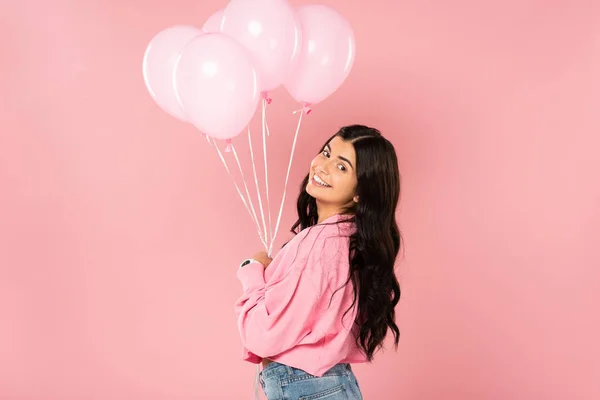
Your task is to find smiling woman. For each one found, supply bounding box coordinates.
[306,136,359,220]
[235,125,402,400]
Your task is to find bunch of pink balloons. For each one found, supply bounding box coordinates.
[142,0,355,141]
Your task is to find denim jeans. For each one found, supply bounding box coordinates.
[259,362,363,400]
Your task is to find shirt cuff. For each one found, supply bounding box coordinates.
[237,261,265,293]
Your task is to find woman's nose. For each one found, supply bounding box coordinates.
[315,163,329,175]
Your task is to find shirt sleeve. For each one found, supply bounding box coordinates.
[237,261,265,293]
[234,230,344,358]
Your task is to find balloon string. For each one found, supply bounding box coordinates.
[230,143,267,249]
[212,138,266,248]
[246,126,269,253]
[269,109,305,255]
[261,99,273,255]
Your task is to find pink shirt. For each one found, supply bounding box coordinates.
[235,214,368,377]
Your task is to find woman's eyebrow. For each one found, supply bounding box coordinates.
[328,143,354,169]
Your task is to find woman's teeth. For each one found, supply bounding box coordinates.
[313,174,331,187]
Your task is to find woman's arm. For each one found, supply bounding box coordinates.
[234,229,346,358]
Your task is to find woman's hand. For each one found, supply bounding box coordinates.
[252,251,273,269]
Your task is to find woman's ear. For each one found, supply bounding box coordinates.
[353,195,359,203]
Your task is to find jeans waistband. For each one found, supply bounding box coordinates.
[260,362,351,380]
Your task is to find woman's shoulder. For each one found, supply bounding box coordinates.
[316,214,356,238]
[289,216,355,251]
[270,217,354,275]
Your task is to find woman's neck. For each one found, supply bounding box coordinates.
[316,203,344,224]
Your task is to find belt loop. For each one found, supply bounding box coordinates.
[345,363,352,376]
[286,365,294,376]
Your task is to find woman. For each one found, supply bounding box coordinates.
[235,125,402,399]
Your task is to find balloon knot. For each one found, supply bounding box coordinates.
[262,92,272,104]
[293,103,312,115]
[225,139,233,152]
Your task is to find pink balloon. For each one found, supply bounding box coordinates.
[202,9,223,33]
[221,0,301,92]
[284,5,356,105]
[174,33,261,140]
[142,25,202,121]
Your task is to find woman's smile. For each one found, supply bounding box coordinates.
[310,172,332,188]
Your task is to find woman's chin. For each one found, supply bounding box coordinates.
[306,183,321,199]
[306,183,315,196]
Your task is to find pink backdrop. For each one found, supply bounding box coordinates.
[1,0,599,399]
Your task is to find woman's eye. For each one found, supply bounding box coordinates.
[322,150,330,157]
[338,164,346,171]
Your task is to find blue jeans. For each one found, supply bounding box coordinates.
[259,362,363,400]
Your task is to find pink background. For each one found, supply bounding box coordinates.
[1,0,599,399]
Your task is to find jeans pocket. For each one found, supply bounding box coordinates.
[299,384,346,400]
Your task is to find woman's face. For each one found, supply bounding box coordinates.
[306,136,358,208]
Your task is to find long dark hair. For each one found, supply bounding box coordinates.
[291,125,402,361]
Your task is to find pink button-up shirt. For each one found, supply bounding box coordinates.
[235,214,368,377]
